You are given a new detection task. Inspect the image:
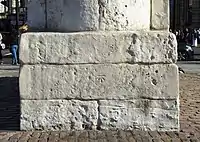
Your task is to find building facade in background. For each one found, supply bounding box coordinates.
[171,0,200,30]
[0,0,26,32]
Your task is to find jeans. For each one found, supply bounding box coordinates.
[11,45,18,64]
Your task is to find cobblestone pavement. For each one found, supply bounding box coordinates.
[0,64,200,141]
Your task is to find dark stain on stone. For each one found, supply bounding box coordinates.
[82,123,92,130]
[151,55,155,60]
[143,100,150,116]
[127,34,137,57]
[152,78,157,85]
[110,118,118,123]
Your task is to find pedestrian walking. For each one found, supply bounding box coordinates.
[192,29,198,47]
[197,28,200,45]
[10,31,18,65]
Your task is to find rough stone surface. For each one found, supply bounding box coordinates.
[26,0,170,31]
[19,31,177,64]
[0,62,197,135]
[46,0,99,31]
[20,100,98,131]
[27,0,150,31]
[99,99,179,131]
[21,0,177,132]
[27,0,46,30]
[19,64,178,100]
[98,0,150,30]
[151,0,169,30]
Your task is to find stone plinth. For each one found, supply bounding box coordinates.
[20,32,176,64]
[20,0,179,131]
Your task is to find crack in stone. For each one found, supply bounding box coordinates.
[97,100,101,130]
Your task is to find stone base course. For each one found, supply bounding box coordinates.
[99,100,179,131]
[21,99,179,131]
[0,63,197,140]
[21,100,98,131]
[19,31,179,131]
[19,31,177,64]
[20,64,178,100]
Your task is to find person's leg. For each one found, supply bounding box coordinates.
[11,45,18,65]
[11,45,15,64]
[15,45,18,64]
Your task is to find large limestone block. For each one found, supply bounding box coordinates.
[27,0,46,30]
[99,100,179,131]
[98,0,150,30]
[46,0,99,31]
[20,64,179,100]
[20,31,177,64]
[151,0,169,30]
[21,100,98,131]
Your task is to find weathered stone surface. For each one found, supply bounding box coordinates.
[99,99,179,131]
[27,0,150,31]
[46,0,99,31]
[151,0,169,30]
[19,64,178,100]
[19,31,177,64]
[98,0,150,30]
[20,100,98,131]
[27,0,46,30]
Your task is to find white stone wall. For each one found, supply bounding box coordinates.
[20,0,179,131]
[19,31,179,131]
[27,0,169,31]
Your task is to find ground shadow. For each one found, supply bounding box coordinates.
[0,77,20,131]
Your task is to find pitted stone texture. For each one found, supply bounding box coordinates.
[20,64,178,100]
[46,0,99,31]
[151,0,169,30]
[98,0,150,30]
[27,0,150,31]
[99,99,179,131]
[20,32,177,64]
[27,0,46,30]
[21,100,98,131]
